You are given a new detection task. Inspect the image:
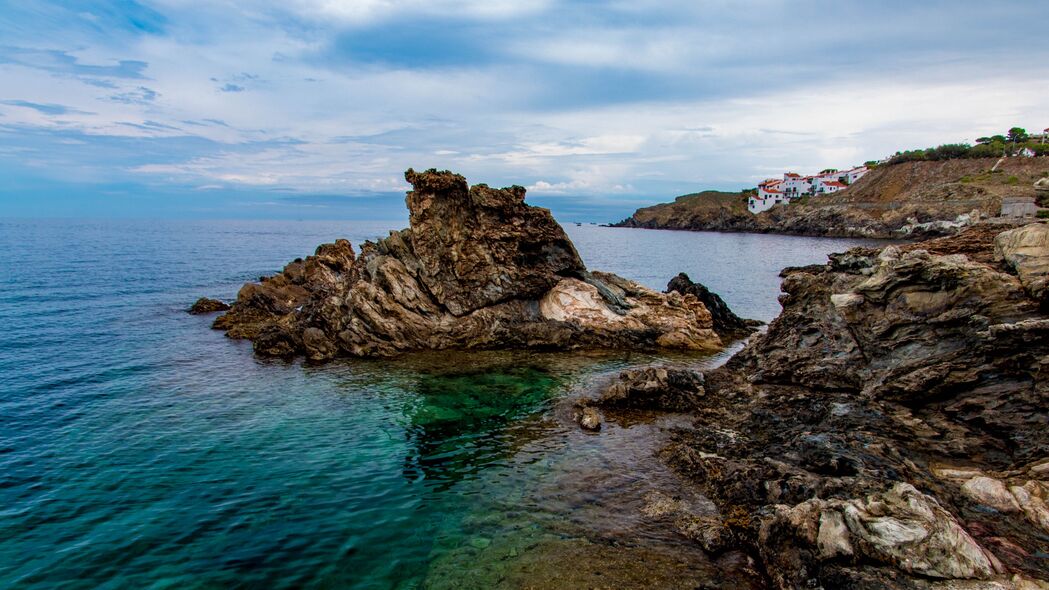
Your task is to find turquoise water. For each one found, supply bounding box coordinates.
[0,219,876,588]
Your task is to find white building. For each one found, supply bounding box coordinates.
[749,189,787,213]
[780,173,813,198]
[746,165,870,214]
[815,178,848,194]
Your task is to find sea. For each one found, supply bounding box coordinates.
[0,219,879,589]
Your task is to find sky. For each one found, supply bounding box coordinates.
[0,1,1047,222]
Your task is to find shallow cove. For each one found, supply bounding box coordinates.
[0,219,881,588]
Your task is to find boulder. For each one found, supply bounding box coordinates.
[592,366,706,412]
[762,483,1004,585]
[995,223,1049,303]
[575,406,602,431]
[188,297,229,314]
[208,170,721,359]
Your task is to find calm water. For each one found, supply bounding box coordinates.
[0,219,876,589]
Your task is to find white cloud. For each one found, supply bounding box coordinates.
[284,0,553,25]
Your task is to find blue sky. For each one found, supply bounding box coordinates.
[1,0,1047,222]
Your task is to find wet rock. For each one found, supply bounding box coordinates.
[188,297,229,314]
[212,170,721,360]
[469,537,491,550]
[594,366,706,412]
[301,327,337,362]
[666,273,761,337]
[576,406,602,431]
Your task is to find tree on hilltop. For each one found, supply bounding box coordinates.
[1008,127,1029,143]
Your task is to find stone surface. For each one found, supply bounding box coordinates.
[575,406,602,431]
[763,483,1003,584]
[590,366,706,413]
[666,272,760,337]
[995,223,1049,303]
[209,170,721,359]
[643,226,1049,587]
[188,297,229,314]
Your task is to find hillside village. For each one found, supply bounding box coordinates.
[747,126,1049,215]
[748,166,870,214]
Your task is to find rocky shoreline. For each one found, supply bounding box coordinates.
[197,171,1049,587]
[583,222,1049,588]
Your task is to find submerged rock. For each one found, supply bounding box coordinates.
[592,366,706,413]
[188,297,229,314]
[208,170,722,359]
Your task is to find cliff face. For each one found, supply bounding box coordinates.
[614,157,1049,238]
[210,169,725,360]
[587,223,1049,588]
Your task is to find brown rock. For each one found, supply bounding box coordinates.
[576,406,602,431]
[188,297,229,314]
[210,169,721,360]
[653,226,1049,587]
[595,366,706,412]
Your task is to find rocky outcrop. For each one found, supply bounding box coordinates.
[666,273,760,337]
[188,297,229,314]
[595,224,1049,587]
[210,169,722,360]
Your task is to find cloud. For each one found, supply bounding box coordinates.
[107,86,158,104]
[0,0,1048,221]
[0,46,148,79]
[0,100,92,115]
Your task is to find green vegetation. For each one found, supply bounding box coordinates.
[885,126,1047,166]
[1037,210,1049,219]
[1007,175,1020,185]
[960,175,973,183]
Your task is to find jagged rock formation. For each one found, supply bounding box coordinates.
[666,273,760,337]
[600,223,1049,588]
[614,157,1049,238]
[211,169,723,360]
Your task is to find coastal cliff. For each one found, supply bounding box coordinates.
[614,157,1049,238]
[208,169,727,360]
[587,223,1049,588]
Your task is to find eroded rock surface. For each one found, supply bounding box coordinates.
[667,273,760,337]
[210,170,722,360]
[605,224,1049,588]
[995,223,1049,304]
